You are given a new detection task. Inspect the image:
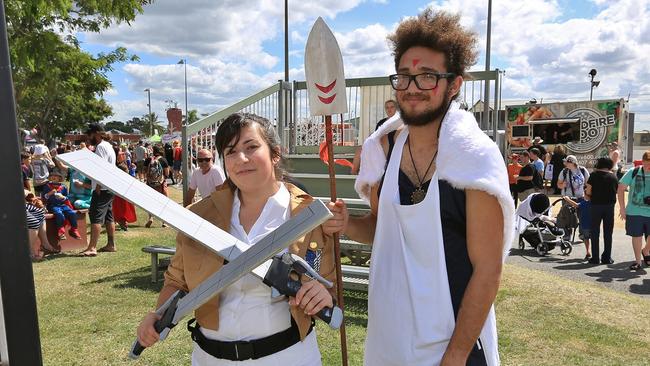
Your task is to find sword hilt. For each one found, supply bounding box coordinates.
[128,290,186,360]
[264,254,343,329]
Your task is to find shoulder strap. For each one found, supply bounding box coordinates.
[384,130,398,170]
[632,166,641,179]
[579,166,587,177]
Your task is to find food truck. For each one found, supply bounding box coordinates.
[506,98,629,168]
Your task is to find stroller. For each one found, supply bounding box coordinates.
[517,195,573,256]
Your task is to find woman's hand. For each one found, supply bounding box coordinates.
[322,200,348,235]
[289,280,333,316]
[619,206,626,220]
[136,312,161,347]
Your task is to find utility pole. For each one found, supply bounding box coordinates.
[144,88,152,135]
[284,0,289,82]
[482,0,492,134]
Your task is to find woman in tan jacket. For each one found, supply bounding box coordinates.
[137,113,337,365]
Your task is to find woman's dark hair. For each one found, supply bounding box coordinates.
[153,145,164,156]
[214,113,284,190]
[530,193,550,214]
[594,157,614,170]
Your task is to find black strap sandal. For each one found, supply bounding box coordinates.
[643,253,650,266]
[629,262,642,271]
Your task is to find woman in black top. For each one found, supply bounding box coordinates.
[586,157,619,265]
[550,144,567,194]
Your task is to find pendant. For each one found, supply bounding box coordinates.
[411,186,426,204]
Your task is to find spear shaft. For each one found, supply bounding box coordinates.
[325,115,349,366]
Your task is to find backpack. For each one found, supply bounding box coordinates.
[556,203,579,229]
[532,165,544,189]
[146,157,165,186]
[562,166,588,196]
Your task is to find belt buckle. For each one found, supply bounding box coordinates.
[234,341,254,361]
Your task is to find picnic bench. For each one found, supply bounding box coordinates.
[142,245,370,291]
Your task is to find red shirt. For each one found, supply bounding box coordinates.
[173,147,182,161]
[507,163,522,185]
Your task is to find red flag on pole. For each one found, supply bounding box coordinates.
[319,141,353,168]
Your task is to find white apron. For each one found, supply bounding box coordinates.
[364,128,500,366]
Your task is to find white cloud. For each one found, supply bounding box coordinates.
[335,23,394,77]
[94,0,650,130]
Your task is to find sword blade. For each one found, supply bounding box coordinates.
[57,150,246,260]
[171,200,332,324]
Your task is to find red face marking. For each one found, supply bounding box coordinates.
[412,59,420,67]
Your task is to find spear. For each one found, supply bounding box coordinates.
[305,17,349,366]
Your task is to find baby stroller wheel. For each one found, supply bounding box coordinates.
[536,242,549,256]
[560,240,572,256]
[518,236,525,250]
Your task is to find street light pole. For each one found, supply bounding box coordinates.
[144,88,152,136]
[589,68,600,101]
[178,58,189,202]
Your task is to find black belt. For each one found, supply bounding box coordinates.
[187,318,313,361]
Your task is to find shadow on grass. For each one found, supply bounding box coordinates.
[85,266,163,293]
[342,290,368,328]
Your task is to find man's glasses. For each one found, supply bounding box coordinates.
[196,158,211,163]
[388,72,455,91]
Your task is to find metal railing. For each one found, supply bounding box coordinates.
[181,81,290,196]
[291,70,504,150]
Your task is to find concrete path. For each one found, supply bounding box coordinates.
[508,227,650,299]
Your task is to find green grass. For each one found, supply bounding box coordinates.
[31,187,650,365]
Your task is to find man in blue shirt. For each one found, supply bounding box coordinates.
[529,148,544,175]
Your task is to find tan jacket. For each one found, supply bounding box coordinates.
[163,183,336,340]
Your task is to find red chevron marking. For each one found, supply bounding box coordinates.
[314,80,336,94]
[318,94,337,104]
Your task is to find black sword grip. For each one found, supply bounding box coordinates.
[128,291,185,360]
[286,279,342,328]
[129,318,167,358]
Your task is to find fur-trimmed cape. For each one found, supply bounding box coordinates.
[354,101,515,257]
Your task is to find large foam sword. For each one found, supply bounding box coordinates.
[305,17,349,366]
[56,150,342,359]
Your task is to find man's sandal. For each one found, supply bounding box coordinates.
[629,262,643,271]
[642,253,650,266]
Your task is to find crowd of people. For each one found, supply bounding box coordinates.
[22,123,225,260]
[506,136,650,271]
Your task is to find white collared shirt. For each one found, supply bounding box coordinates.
[195,183,321,366]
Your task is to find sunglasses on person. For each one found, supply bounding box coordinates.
[196,158,211,163]
[388,72,456,91]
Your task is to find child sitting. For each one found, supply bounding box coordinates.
[25,190,58,260]
[42,171,81,240]
[563,194,592,261]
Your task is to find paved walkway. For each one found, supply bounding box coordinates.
[508,227,650,299]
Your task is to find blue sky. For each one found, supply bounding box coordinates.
[78,0,650,130]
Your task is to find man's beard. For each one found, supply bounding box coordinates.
[399,89,451,126]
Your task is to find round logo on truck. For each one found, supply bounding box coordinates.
[566,108,615,154]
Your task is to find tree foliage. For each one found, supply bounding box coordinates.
[187,109,200,124]
[104,120,133,133]
[5,0,153,141]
